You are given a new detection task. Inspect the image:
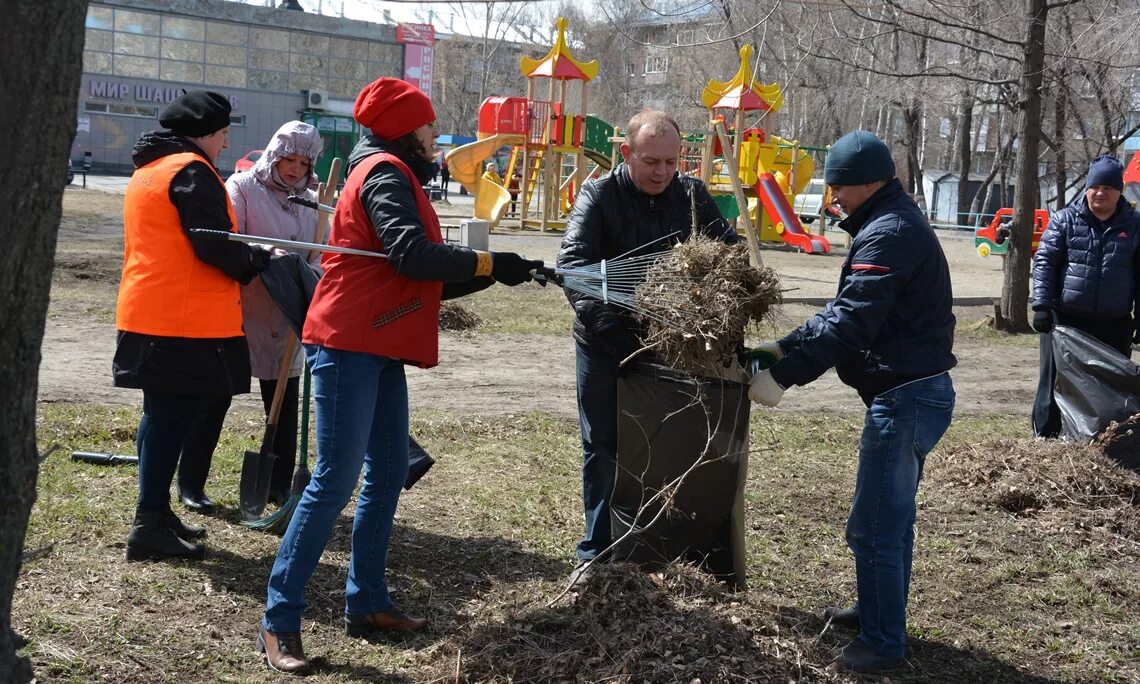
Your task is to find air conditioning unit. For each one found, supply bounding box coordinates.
[305,89,328,110]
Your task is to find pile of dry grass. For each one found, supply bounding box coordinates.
[439,301,482,332]
[936,438,1140,542]
[634,234,781,375]
[425,563,838,682]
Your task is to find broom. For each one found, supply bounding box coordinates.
[246,362,312,534]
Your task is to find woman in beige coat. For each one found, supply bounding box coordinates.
[226,120,324,505]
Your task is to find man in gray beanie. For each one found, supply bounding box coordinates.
[1031,154,1140,437]
[747,130,957,673]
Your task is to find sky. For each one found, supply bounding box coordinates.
[229,0,569,41]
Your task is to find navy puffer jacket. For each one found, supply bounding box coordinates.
[769,179,957,405]
[1031,196,1140,320]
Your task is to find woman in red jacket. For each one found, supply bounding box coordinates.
[257,78,543,675]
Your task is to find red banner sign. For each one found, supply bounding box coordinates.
[397,23,435,46]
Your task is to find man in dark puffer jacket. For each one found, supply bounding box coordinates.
[557,109,737,588]
[749,130,957,673]
[1031,154,1140,437]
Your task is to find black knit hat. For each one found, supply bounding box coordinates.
[1086,155,1124,192]
[824,130,895,186]
[159,90,232,137]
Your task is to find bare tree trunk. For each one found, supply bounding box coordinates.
[955,88,975,226]
[970,110,1011,226]
[0,3,87,682]
[999,0,1048,333]
[1053,66,1068,211]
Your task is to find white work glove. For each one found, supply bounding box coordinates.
[749,369,785,406]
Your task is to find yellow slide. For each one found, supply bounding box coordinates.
[445,134,525,228]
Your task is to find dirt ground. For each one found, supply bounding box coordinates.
[39,187,1080,420]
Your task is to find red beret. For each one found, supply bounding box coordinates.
[353,77,435,140]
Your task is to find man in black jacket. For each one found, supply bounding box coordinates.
[749,130,956,673]
[1030,154,1140,437]
[557,109,737,587]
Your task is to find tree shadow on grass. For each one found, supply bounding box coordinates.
[196,516,568,637]
[780,606,1067,683]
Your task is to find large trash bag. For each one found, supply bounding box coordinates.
[610,361,750,588]
[1052,324,1140,442]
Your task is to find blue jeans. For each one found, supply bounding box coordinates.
[263,346,410,634]
[847,372,955,659]
[136,390,231,512]
[574,340,619,561]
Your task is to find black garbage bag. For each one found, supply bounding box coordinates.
[610,361,750,588]
[1052,324,1140,442]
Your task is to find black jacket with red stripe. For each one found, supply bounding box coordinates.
[769,178,957,405]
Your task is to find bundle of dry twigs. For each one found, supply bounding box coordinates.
[633,232,781,375]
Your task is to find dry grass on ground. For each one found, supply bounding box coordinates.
[16,405,1140,683]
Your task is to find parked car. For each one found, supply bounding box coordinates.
[233,149,264,175]
[793,178,841,224]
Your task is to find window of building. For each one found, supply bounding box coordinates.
[115,9,160,36]
[162,16,205,41]
[676,29,695,45]
[229,114,246,127]
[84,101,160,118]
[645,55,668,74]
[86,6,113,30]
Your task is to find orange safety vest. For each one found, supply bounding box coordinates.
[116,152,243,338]
[303,152,444,367]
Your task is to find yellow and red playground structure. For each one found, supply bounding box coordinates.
[446,21,832,255]
[446,17,615,232]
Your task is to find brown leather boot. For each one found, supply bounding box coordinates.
[256,624,311,675]
[344,610,428,637]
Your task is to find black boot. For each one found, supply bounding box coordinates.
[126,509,205,561]
[823,605,860,629]
[165,508,207,540]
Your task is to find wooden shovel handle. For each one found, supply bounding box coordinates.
[311,157,342,253]
[266,332,297,426]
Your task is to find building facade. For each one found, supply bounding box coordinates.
[75,0,409,175]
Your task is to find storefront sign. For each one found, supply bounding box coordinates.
[88,79,239,109]
[396,22,435,46]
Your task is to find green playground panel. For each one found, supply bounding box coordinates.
[583,115,614,160]
[713,192,741,221]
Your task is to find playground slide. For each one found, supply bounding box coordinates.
[584,148,613,172]
[446,134,525,227]
[446,133,525,187]
[753,173,831,255]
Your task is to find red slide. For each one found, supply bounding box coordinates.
[754,173,831,255]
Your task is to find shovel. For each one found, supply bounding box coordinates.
[239,333,297,522]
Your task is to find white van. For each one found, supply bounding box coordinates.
[793,178,839,224]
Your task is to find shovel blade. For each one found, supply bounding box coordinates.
[239,449,277,522]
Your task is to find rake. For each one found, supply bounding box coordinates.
[548,232,693,330]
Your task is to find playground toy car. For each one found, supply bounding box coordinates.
[974,207,1049,257]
